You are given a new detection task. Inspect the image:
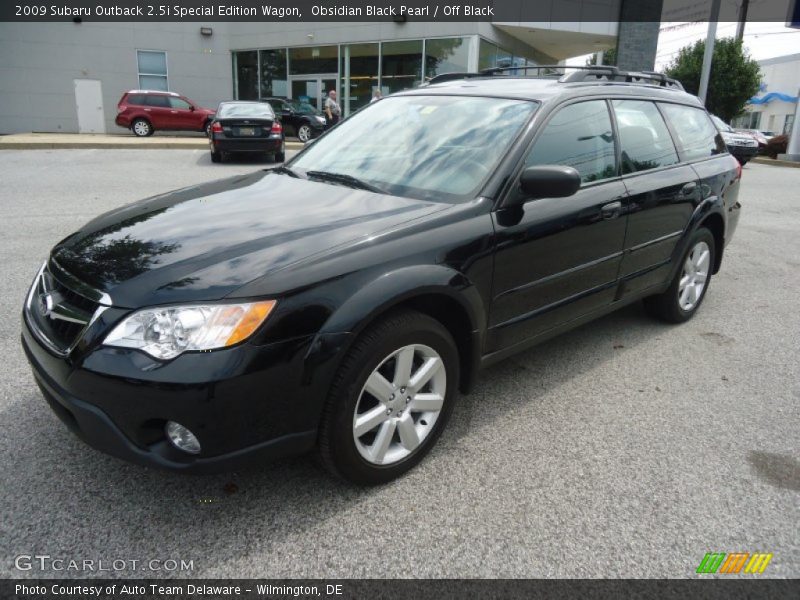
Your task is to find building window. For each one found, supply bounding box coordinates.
[343,43,379,114]
[479,39,498,70]
[382,40,423,95]
[137,50,168,91]
[234,51,258,100]
[424,37,470,81]
[260,48,287,98]
[289,45,338,75]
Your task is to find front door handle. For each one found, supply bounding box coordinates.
[681,182,697,196]
[600,200,622,220]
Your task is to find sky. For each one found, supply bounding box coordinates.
[655,22,800,69]
[567,22,800,68]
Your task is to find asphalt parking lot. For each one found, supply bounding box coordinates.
[0,150,798,579]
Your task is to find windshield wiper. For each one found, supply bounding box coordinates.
[271,165,299,178]
[306,170,384,194]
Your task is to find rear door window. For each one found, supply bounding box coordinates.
[144,95,170,108]
[526,100,617,184]
[612,100,679,174]
[126,94,146,106]
[659,103,725,161]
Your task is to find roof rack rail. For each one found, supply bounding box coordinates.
[428,65,683,90]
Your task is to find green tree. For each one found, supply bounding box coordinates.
[586,47,616,66]
[665,38,761,122]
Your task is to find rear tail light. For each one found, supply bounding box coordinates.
[211,122,223,133]
[117,105,126,113]
[270,121,283,135]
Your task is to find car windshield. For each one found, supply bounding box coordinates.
[289,95,537,202]
[217,103,274,118]
[711,115,733,132]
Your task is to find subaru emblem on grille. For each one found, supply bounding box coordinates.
[38,293,54,319]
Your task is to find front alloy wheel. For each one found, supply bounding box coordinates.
[297,124,312,143]
[318,309,459,484]
[353,344,446,465]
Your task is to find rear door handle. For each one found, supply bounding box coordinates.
[600,200,622,220]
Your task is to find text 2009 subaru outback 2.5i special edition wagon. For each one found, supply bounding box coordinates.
[23,67,741,484]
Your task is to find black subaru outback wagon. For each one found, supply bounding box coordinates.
[22,67,741,484]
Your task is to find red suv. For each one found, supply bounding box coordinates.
[115,90,216,137]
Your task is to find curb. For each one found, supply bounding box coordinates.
[0,139,305,151]
[751,156,800,169]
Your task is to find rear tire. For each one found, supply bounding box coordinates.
[644,228,715,323]
[210,149,222,163]
[274,147,286,162]
[318,310,459,485]
[131,118,153,137]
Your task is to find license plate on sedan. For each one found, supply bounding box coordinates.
[238,127,255,136]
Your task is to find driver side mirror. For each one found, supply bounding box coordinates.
[189,105,196,111]
[516,165,581,203]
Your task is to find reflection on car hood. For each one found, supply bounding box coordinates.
[52,171,448,308]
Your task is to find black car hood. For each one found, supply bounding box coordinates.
[52,171,447,308]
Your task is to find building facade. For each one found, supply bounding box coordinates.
[0,18,619,134]
[734,53,799,136]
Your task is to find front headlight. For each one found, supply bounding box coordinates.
[315,116,326,124]
[104,300,276,360]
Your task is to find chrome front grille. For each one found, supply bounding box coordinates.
[24,261,106,356]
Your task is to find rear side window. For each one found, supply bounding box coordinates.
[659,104,725,161]
[526,100,616,184]
[612,100,679,174]
[144,95,170,108]
[126,94,146,106]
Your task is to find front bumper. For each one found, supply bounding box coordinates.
[21,317,330,473]
[728,145,758,161]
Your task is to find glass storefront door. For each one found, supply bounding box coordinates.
[289,75,338,111]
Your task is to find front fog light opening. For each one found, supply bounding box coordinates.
[165,421,201,455]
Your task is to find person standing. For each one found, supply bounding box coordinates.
[324,90,341,127]
[370,89,382,103]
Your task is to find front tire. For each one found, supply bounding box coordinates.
[131,118,153,137]
[318,310,459,485]
[644,228,715,323]
[297,124,312,143]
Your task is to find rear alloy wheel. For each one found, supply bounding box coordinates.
[297,124,312,143]
[131,118,153,137]
[644,228,715,323]
[319,310,459,484]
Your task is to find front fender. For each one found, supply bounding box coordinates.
[302,264,486,395]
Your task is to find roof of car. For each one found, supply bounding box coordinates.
[396,76,703,108]
[126,90,181,96]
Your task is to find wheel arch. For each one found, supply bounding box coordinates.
[313,265,486,394]
[698,211,725,274]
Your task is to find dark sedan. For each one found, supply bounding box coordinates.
[262,97,328,142]
[208,101,285,163]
